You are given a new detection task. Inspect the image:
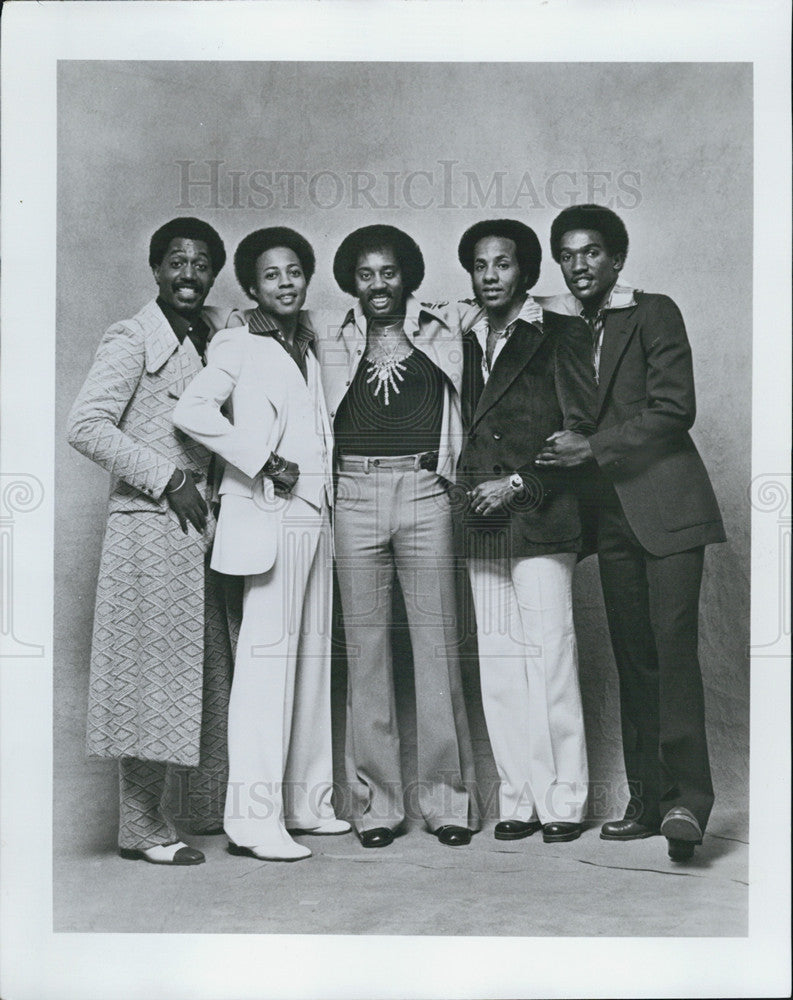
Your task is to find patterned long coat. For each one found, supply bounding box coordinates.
[67,298,238,767]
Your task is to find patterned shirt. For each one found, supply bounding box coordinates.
[571,284,639,384]
[469,295,544,385]
[245,306,315,383]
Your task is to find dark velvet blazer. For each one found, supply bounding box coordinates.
[457,307,596,558]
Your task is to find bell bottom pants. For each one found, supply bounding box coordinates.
[335,465,479,833]
[117,568,239,850]
[467,548,589,825]
[223,496,337,848]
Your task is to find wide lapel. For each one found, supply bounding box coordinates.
[404,296,463,396]
[596,307,638,416]
[472,321,545,426]
[141,299,179,374]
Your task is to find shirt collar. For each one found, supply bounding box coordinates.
[511,293,544,329]
[345,293,443,338]
[471,293,543,346]
[156,297,208,344]
[246,306,315,344]
[574,282,639,318]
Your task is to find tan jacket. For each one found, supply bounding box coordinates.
[67,298,239,514]
[313,295,468,481]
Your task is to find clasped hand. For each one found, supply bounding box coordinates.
[534,430,593,468]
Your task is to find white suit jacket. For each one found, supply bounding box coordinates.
[172,323,333,576]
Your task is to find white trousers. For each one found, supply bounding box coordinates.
[223,496,336,848]
[468,550,589,824]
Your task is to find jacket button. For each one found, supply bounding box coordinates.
[492,431,502,440]
[345,380,351,387]
[468,432,477,442]
[493,464,502,474]
[330,411,335,418]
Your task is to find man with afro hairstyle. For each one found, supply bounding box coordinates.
[68,217,241,866]
[456,218,595,846]
[537,204,725,862]
[174,226,349,861]
[315,224,480,849]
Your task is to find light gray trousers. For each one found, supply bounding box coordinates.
[334,460,479,833]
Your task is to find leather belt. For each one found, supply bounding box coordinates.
[337,451,438,473]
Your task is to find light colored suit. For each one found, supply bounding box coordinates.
[67,297,240,848]
[173,321,339,850]
[173,323,334,575]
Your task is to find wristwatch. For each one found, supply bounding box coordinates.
[509,473,525,493]
[263,452,287,476]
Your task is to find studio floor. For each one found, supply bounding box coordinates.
[53,568,750,938]
[54,797,748,937]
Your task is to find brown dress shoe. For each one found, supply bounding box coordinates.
[600,818,660,841]
[660,807,703,843]
[667,838,697,862]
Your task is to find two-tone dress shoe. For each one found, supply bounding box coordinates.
[542,822,583,843]
[660,807,702,861]
[600,818,660,841]
[358,827,395,849]
[119,841,205,865]
[435,825,473,846]
[227,838,312,862]
[494,820,543,841]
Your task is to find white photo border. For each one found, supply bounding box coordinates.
[1,2,790,998]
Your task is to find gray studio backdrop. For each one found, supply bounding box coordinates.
[55,61,751,869]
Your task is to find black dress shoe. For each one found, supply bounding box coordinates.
[667,838,696,862]
[494,820,543,841]
[600,818,660,841]
[435,825,472,846]
[358,827,395,849]
[542,822,583,843]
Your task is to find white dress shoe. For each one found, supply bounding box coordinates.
[287,818,352,836]
[227,825,312,862]
[227,840,312,862]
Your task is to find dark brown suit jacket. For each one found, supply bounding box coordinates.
[587,292,725,556]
